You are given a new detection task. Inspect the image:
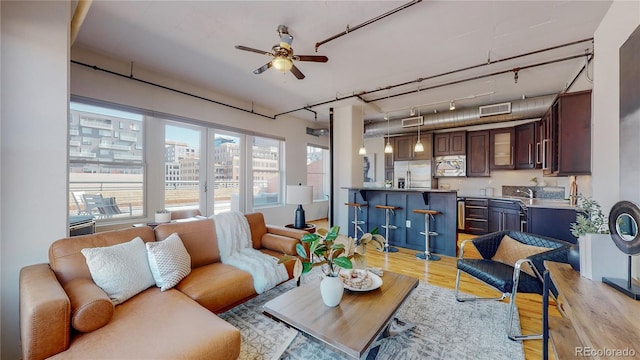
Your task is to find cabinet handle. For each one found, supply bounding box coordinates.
[466,205,488,209]
[511,146,514,165]
[542,139,549,170]
[528,144,532,164]
[535,142,542,165]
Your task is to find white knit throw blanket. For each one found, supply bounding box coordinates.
[213,211,288,294]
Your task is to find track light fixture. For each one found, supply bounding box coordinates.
[410,107,416,116]
[449,101,456,111]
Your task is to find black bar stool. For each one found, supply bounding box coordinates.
[413,209,441,261]
[344,202,367,238]
[375,205,401,252]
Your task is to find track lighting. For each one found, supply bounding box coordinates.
[449,101,456,111]
[410,107,416,116]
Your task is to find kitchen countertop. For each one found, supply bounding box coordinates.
[343,187,457,194]
[345,187,577,209]
[458,193,578,209]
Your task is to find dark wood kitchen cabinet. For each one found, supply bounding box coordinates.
[540,104,559,176]
[515,122,539,169]
[467,130,490,177]
[434,131,466,156]
[558,90,591,175]
[490,127,515,170]
[488,199,522,232]
[393,133,432,161]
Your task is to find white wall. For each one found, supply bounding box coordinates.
[1,2,70,359]
[331,105,363,232]
[591,0,640,277]
[70,47,329,227]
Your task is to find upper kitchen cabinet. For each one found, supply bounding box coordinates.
[467,130,490,177]
[393,133,432,161]
[515,122,539,169]
[540,104,559,176]
[558,90,591,175]
[434,131,466,156]
[490,127,515,170]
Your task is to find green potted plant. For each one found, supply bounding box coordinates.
[279,226,384,306]
[569,195,612,279]
[155,209,171,223]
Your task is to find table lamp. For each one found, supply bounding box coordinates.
[286,184,313,229]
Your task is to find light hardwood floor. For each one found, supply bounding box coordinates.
[309,219,559,360]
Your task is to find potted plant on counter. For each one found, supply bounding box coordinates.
[279,226,384,306]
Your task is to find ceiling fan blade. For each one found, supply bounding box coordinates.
[293,55,328,63]
[253,62,272,75]
[290,64,305,80]
[235,45,273,57]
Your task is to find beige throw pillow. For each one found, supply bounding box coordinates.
[492,235,549,277]
[81,237,155,305]
[146,232,191,291]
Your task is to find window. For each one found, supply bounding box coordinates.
[69,101,144,221]
[307,145,330,201]
[252,136,283,207]
[165,123,201,211]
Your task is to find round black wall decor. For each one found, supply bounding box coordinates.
[608,201,640,255]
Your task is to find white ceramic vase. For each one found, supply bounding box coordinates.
[320,276,344,307]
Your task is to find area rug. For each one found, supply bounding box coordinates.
[218,274,524,360]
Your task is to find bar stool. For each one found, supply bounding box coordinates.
[413,209,441,261]
[344,202,367,238]
[375,205,402,253]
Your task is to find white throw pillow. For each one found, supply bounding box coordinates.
[81,237,155,305]
[146,232,191,291]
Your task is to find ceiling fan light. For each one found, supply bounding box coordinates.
[273,57,293,72]
[414,140,424,153]
[358,145,367,155]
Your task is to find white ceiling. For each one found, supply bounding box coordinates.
[73,0,612,124]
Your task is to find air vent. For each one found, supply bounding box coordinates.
[401,116,424,127]
[306,127,329,136]
[479,102,511,117]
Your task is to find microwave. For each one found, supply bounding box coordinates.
[434,155,466,177]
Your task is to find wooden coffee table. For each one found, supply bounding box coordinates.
[263,271,418,359]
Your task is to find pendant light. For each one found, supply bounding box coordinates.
[414,110,424,152]
[384,113,393,154]
[358,106,367,155]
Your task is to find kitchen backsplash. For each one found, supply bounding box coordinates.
[502,185,565,200]
[437,169,592,199]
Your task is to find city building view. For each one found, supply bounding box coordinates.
[68,102,303,220]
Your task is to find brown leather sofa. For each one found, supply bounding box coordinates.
[19,213,306,360]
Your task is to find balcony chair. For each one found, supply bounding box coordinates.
[454,230,570,341]
[71,191,89,215]
[82,194,132,218]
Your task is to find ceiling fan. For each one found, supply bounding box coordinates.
[235,25,328,80]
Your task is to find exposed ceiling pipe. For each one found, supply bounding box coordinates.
[364,94,556,137]
[274,38,593,119]
[71,0,93,46]
[315,0,422,52]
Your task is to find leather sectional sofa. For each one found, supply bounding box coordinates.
[19,213,306,360]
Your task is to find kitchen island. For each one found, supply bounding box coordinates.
[344,187,458,257]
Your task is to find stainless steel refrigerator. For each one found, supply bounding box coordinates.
[393,160,432,189]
